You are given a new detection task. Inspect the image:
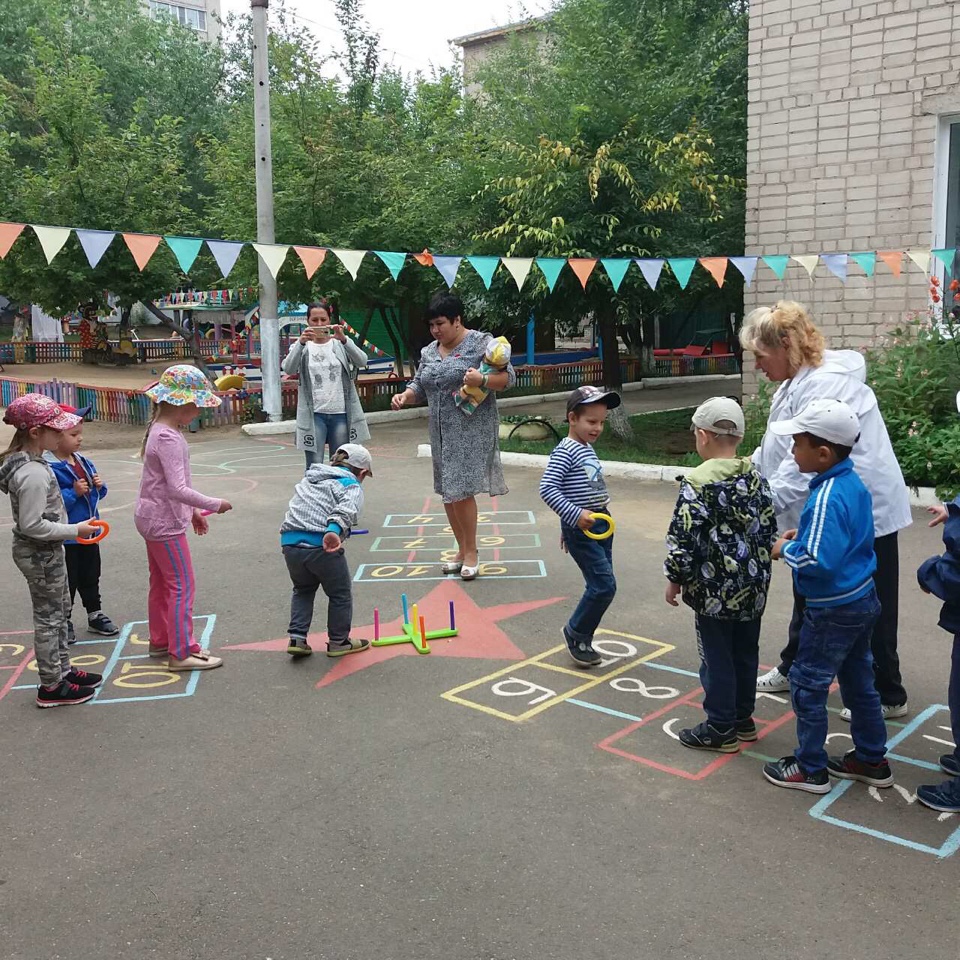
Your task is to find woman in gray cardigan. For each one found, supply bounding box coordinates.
[281,301,371,470]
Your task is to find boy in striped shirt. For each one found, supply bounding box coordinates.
[539,385,621,666]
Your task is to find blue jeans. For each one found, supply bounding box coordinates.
[695,614,761,731]
[561,523,616,644]
[304,412,348,470]
[949,633,960,767]
[791,589,886,774]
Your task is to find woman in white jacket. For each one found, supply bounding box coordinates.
[741,301,912,718]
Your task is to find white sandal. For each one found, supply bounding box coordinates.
[440,561,463,574]
[460,564,479,581]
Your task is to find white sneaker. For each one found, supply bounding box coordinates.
[839,701,908,723]
[756,667,790,693]
[167,651,223,672]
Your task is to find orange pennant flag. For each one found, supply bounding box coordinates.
[699,257,729,288]
[568,258,597,290]
[412,248,434,267]
[0,222,25,259]
[123,233,162,271]
[877,251,902,277]
[294,245,327,280]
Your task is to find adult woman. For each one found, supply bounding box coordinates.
[390,292,515,580]
[741,301,912,717]
[282,301,370,470]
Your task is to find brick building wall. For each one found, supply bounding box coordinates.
[744,0,960,393]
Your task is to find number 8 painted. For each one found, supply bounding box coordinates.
[610,677,680,699]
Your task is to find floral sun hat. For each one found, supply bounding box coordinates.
[2,394,83,432]
[145,364,222,408]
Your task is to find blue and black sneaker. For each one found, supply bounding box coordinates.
[916,779,960,813]
[679,721,738,753]
[562,627,602,668]
[939,753,960,777]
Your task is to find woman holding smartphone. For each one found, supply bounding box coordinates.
[282,300,371,470]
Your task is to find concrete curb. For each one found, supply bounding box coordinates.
[415,443,942,508]
[241,373,741,436]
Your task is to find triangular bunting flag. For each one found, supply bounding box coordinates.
[932,248,958,277]
[76,230,115,268]
[600,258,631,293]
[667,258,696,290]
[165,236,203,274]
[907,249,931,273]
[535,258,565,292]
[568,258,597,290]
[331,249,366,280]
[122,233,162,271]
[849,252,876,277]
[877,251,902,277]
[502,257,534,290]
[466,256,500,289]
[433,255,462,288]
[32,225,72,265]
[821,253,848,282]
[699,257,729,288]
[729,257,758,287]
[252,243,290,279]
[207,240,245,278]
[295,246,327,279]
[762,255,790,279]
[791,255,819,278]
[374,251,405,281]
[0,222,25,259]
[412,249,434,267]
[635,259,664,290]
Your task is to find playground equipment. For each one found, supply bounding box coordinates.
[214,373,246,391]
[78,519,110,544]
[583,512,615,541]
[372,594,458,655]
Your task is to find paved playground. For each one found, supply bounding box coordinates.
[1,407,958,960]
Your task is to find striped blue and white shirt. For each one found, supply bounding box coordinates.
[539,437,609,528]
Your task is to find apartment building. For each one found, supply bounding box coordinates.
[144,0,221,44]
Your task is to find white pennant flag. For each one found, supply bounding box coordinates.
[31,225,72,264]
[207,240,245,278]
[791,255,819,278]
[635,258,664,290]
[332,249,367,280]
[729,257,758,287]
[76,229,116,268]
[907,249,931,273]
[501,257,534,290]
[252,243,289,279]
[821,253,848,282]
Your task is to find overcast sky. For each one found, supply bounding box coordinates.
[220,0,551,75]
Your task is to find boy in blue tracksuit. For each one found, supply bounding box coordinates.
[44,405,119,639]
[764,399,894,794]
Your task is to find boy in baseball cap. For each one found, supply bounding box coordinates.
[663,397,777,753]
[764,398,895,794]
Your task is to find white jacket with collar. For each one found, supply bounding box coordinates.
[753,349,912,537]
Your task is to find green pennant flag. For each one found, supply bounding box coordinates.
[849,252,876,277]
[667,258,697,290]
[932,248,958,277]
[762,255,790,279]
[466,256,500,289]
[165,236,204,274]
[374,251,406,280]
[536,258,566,292]
[600,258,631,293]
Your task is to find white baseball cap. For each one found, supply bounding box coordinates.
[691,397,745,437]
[335,443,374,476]
[769,398,861,447]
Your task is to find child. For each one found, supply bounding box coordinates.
[663,397,777,752]
[281,443,373,658]
[539,385,620,667]
[135,365,232,672]
[765,398,894,794]
[0,395,102,706]
[45,404,119,641]
[914,491,960,813]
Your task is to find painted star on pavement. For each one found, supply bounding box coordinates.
[222,579,565,688]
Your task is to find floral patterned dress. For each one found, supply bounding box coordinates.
[408,329,516,503]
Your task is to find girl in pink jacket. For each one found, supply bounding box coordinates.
[135,365,232,671]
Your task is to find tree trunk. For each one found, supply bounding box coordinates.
[379,305,407,378]
[139,300,210,376]
[598,311,633,440]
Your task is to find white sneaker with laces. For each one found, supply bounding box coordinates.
[756,667,790,693]
[839,701,908,722]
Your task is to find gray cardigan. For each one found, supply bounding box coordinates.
[282,337,371,451]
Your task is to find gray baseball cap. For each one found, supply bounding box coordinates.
[335,443,374,476]
[691,397,745,437]
[566,385,622,414]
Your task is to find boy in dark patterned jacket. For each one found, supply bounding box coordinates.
[664,398,777,754]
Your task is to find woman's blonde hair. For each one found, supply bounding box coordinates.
[739,301,825,376]
[0,428,30,463]
[138,403,163,459]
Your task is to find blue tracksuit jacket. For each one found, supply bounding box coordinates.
[45,452,108,545]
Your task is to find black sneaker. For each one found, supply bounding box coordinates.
[66,620,77,645]
[940,754,960,777]
[735,718,758,742]
[679,721,738,753]
[287,639,313,658]
[36,681,96,708]
[326,638,371,658]
[87,613,119,636]
[562,627,602,667]
[64,668,103,689]
[762,755,831,794]
[827,749,894,787]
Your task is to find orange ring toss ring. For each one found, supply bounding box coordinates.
[583,512,615,541]
[78,519,110,544]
